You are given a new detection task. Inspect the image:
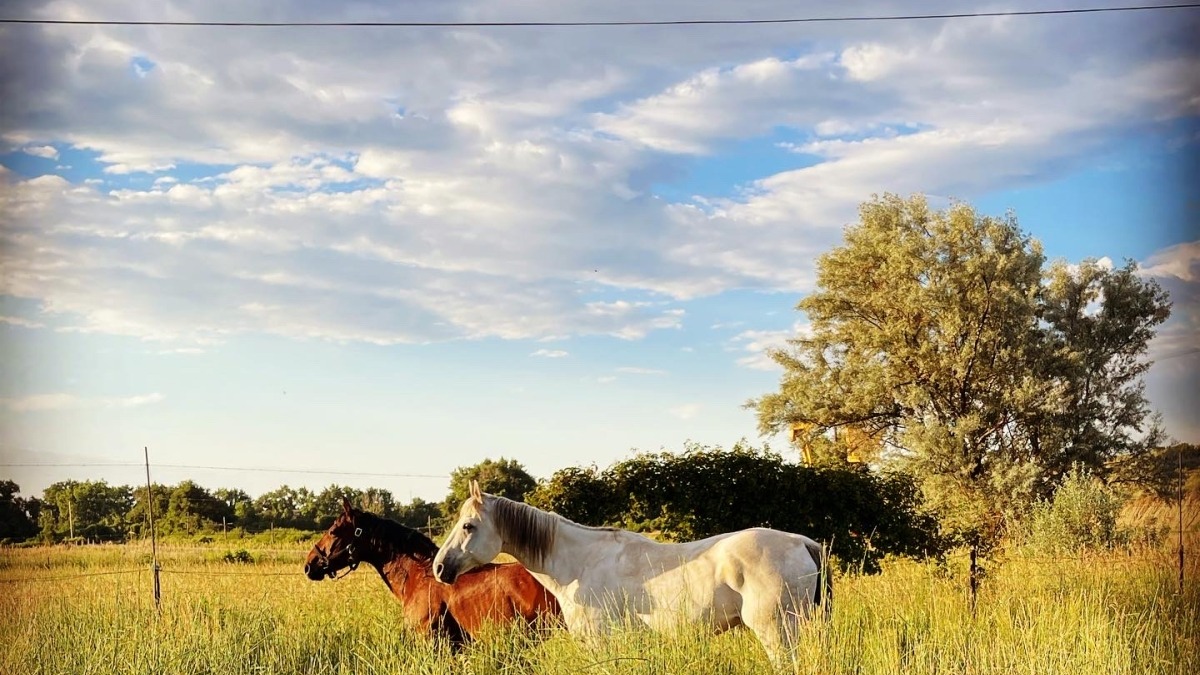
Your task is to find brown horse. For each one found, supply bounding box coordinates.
[304,498,559,646]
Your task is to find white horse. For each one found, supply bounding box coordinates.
[433,481,831,666]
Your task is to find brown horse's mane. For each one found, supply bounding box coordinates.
[352,510,439,563]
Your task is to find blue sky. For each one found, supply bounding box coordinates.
[1,1,1197,503]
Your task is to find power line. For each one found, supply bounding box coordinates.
[0,462,446,479]
[1,4,1198,28]
[0,568,145,584]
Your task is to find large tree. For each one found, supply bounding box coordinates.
[164,481,230,535]
[39,480,132,541]
[442,457,536,518]
[752,194,1170,543]
[526,442,945,572]
[0,480,39,541]
[128,483,172,538]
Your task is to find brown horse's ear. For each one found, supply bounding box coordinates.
[341,496,354,516]
[469,480,483,504]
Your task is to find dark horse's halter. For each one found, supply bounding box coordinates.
[314,525,364,580]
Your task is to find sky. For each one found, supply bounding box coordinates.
[1,1,1197,504]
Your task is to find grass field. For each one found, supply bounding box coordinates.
[1,539,1196,675]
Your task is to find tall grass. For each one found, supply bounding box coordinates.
[1,542,1195,674]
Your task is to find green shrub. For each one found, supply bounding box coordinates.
[1028,466,1126,553]
[528,441,947,573]
[222,549,254,564]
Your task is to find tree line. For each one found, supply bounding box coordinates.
[0,477,446,543]
[1,448,946,572]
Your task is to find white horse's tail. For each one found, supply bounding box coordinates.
[804,539,833,619]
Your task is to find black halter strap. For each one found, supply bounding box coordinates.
[320,525,364,579]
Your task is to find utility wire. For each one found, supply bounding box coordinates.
[0,462,445,479]
[1,4,1198,28]
[0,568,145,583]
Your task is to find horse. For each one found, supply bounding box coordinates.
[304,497,560,647]
[432,481,831,666]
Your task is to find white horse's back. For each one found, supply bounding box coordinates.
[546,524,829,657]
[433,488,831,667]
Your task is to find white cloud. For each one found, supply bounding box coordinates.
[669,403,702,420]
[156,347,205,355]
[103,161,176,175]
[595,53,839,154]
[0,392,165,412]
[1143,241,1200,364]
[0,315,44,328]
[1141,241,1200,282]
[531,349,569,358]
[23,145,58,159]
[0,1,1194,350]
[112,393,165,408]
[616,366,667,375]
[728,322,810,371]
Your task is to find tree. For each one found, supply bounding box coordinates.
[394,498,442,532]
[1036,259,1171,483]
[751,194,1170,545]
[39,480,132,541]
[0,480,38,541]
[164,481,229,535]
[213,488,254,526]
[443,458,537,517]
[359,487,396,518]
[526,465,619,525]
[312,485,362,529]
[293,487,317,528]
[129,484,172,538]
[255,485,302,528]
[528,442,944,572]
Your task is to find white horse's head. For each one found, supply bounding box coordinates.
[433,480,501,584]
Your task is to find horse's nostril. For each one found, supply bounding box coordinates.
[434,562,444,578]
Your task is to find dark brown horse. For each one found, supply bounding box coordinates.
[304,498,559,646]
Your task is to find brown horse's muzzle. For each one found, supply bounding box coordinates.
[303,561,328,581]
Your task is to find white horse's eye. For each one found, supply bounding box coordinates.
[463,523,475,532]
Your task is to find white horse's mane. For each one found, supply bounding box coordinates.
[486,495,621,567]
[487,495,558,568]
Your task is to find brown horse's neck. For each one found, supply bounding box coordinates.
[349,516,441,601]
[374,554,436,600]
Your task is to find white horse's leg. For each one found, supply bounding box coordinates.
[560,602,614,654]
[741,584,808,670]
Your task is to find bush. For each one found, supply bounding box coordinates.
[528,441,947,573]
[222,549,254,564]
[1027,465,1127,553]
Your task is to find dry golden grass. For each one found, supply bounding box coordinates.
[1,539,1196,674]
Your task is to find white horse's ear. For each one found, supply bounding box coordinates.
[469,480,483,503]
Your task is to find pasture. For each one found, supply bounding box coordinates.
[1,541,1195,674]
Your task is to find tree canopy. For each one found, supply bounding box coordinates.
[752,194,1171,543]
[527,441,945,572]
[443,457,537,515]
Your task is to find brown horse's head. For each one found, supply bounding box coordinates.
[304,497,361,581]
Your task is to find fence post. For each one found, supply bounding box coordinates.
[144,446,161,612]
[1180,444,1186,595]
[969,545,979,615]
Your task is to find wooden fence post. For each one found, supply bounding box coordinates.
[144,447,161,612]
[969,545,979,616]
